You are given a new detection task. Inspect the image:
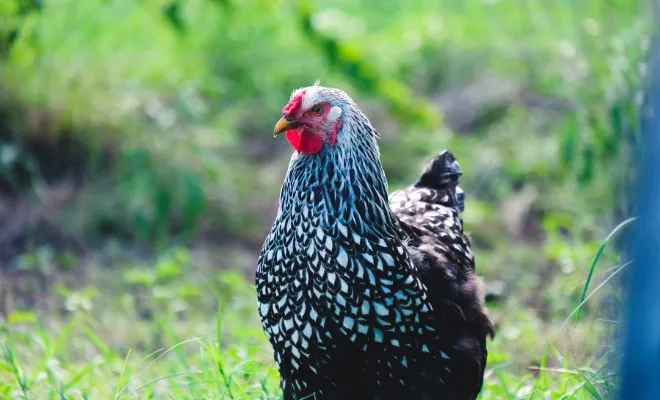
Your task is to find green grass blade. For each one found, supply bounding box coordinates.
[575,217,636,321]
[116,337,202,397]
[561,261,631,334]
[127,371,203,396]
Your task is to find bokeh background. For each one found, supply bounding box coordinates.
[0,0,651,398]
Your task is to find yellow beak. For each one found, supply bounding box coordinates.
[274,117,292,137]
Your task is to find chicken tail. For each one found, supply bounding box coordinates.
[413,150,466,212]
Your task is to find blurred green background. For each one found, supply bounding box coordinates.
[0,0,650,398]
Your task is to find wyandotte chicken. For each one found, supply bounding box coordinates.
[256,83,494,400]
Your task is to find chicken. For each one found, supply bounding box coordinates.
[256,83,494,400]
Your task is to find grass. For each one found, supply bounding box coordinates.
[0,0,652,398]
[0,266,281,399]
[0,229,629,399]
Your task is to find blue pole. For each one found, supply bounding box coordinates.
[621,31,660,399]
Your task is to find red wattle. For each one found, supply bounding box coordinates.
[286,129,323,154]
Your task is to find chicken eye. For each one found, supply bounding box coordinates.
[311,105,323,115]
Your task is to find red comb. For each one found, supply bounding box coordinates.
[282,89,307,116]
